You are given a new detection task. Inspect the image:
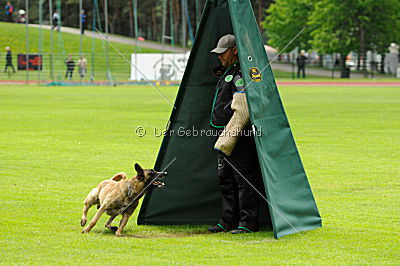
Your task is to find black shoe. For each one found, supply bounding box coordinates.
[208,224,227,233]
[231,227,254,234]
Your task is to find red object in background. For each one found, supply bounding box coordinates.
[18,54,43,70]
[138,36,145,41]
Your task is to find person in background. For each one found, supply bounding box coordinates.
[4,46,16,73]
[77,55,87,78]
[80,9,86,35]
[65,54,75,79]
[52,11,60,31]
[17,9,26,23]
[296,50,307,78]
[5,2,14,22]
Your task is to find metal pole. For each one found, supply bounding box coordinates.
[104,0,111,83]
[133,0,138,80]
[183,0,194,43]
[170,0,174,47]
[56,0,64,81]
[91,0,96,82]
[79,0,83,83]
[49,0,54,81]
[79,0,83,54]
[181,0,186,48]
[161,0,166,81]
[38,0,43,85]
[25,0,29,84]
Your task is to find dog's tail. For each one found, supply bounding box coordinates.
[111,172,127,182]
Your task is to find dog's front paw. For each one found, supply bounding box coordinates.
[82,228,89,234]
[115,232,123,237]
[80,218,87,227]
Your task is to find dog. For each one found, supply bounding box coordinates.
[81,163,166,236]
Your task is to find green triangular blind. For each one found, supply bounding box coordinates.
[138,0,321,239]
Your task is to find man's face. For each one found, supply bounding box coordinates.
[217,47,238,68]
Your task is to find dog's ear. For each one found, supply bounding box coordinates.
[135,163,144,179]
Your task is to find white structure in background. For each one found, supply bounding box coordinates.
[131,53,189,81]
[264,45,278,59]
[386,43,399,77]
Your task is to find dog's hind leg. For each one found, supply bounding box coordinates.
[81,188,99,227]
[82,205,107,234]
[104,215,118,232]
[115,213,130,237]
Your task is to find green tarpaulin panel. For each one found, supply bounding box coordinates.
[138,0,321,239]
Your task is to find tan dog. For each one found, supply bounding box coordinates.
[81,163,166,236]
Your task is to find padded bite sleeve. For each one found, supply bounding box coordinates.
[214,93,250,156]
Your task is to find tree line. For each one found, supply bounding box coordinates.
[262,0,400,76]
[1,0,272,45]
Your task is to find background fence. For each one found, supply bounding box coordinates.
[1,52,136,84]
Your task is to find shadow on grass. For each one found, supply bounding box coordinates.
[94,225,276,241]
[121,231,211,239]
[94,225,210,238]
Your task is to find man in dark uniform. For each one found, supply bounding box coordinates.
[4,46,16,73]
[65,54,75,79]
[297,50,307,78]
[208,34,263,234]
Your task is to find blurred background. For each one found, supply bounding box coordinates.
[0,0,399,84]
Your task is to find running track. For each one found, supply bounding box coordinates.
[0,80,399,87]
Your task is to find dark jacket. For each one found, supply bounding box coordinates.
[6,51,12,64]
[296,55,307,67]
[210,62,244,128]
[65,59,75,70]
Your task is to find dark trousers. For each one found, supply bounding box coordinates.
[4,63,15,73]
[297,65,305,78]
[65,69,74,79]
[217,135,264,232]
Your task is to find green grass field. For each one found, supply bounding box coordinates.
[0,84,399,264]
